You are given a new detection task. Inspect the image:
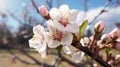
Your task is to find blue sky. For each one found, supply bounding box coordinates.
[0,0,119,32]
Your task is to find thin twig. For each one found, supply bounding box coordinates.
[31,0,39,13]
[19,49,54,67]
[89,0,112,25]
[7,49,36,65]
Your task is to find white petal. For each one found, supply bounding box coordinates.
[54,21,66,32]
[37,42,47,52]
[49,8,61,20]
[70,10,80,21]
[63,46,72,54]
[47,20,56,34]
[61,33,73,45]
[72,51,84,63]
[29,37,41,48]
[33,25,45,35]
[48,40,60,48]
[39,51,47,58]
[45,33,53,44]
[80,38,85,46]
[66,24,79,33]
[47,20,55,27]
[59,5,69,11]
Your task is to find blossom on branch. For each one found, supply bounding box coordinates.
[29,4,85,62]
[49,5,79,33]
[29,25,47,58]
[45,20,73,48]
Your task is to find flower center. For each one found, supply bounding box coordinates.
[40,34,44,40]
[59,18,68,27]
[53,30,63,41]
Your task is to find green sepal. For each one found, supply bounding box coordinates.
[56,45,63,51]
[105,48,111,54]
[78,20,88,39]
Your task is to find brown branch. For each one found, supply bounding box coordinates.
[71,42,111,67]
[19,49,54,67]
[31,0,39,13]
[6,45,53,67]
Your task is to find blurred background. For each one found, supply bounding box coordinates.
[0,0,120,67]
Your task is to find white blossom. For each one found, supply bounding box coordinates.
[46,20,73,48]
[29,25,47,55]
[49,5,79,33]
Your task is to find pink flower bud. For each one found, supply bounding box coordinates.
[38,5,50,19]
[94,21,105,34]
[115,42,120,50]
[93,63,98,67]
[109,28,120,38]
[115,55,120,60]
[107,60,114,65]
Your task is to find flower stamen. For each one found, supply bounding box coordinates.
[59,18,68,27]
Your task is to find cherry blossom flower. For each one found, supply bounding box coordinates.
[49,5,79,33]
[29,25,47,57]
[45,20,73,48]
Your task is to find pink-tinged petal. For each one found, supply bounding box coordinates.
[38,5,49,17]
[63,46,72,54]
[115,42,120,50]
[101,34,108,40]
[72,51,84,63]
[66,24,79,33]
[49,8,61,20]
[48,40,60,48]
[70,10,80,21]
[107,60,114,65]
[61,33,73,45]
[33,25,45,35]
[109,28,120,38]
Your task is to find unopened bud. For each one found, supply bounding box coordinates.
[38,5,50,20]
[109,28,120,38]
[93,63,98,67]
[115,42,120,50]
[107,60,114,65]
[94,21,105,34]
[115,55,120,60]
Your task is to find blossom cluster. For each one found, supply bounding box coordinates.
[29,4,120,65]
[29,5,84,62]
